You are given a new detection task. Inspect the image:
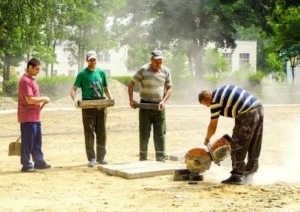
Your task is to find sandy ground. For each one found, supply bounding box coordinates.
[1,82,300,212]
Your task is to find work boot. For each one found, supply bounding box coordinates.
[21,167,36,173]
[87,159,95,167]
[97,159,108,165]
[221,174,243,185]
[34,163,51,169]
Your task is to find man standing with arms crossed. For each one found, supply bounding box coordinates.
[18,58,51,172]
[70,50,113,167]
[128,50,172,162]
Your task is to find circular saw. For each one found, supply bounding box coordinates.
[185,134,232,174]
[185,148,212,173]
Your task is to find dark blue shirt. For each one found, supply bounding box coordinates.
[210,85,259,119]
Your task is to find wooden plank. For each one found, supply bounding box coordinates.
[98,161,185,179]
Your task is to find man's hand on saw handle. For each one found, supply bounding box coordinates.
[204,138,210,146]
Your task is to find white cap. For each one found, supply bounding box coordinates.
[86,51,97,60]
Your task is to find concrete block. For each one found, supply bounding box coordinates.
[98,161,185,179]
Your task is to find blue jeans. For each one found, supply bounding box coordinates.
[20,122,46,169]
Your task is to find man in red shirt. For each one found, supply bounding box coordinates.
[18,58,51,172]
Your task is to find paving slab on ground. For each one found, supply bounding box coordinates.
[168,152,185,161]
[98,161,186,179]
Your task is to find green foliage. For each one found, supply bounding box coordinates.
[248,71,265,85]
[114,0,276,81]
[0,0,126,86]
[203,70,265,88]
[3,78,18,97]
[37,76,74,99]
[63,0,126,70]
[110,76,132,87]
[203,48,229,75]
[265,52,284,73]
[110,75,140,92]
[268,6,300,68]
[2,67,19,97]
[126,45,153,71]
[164,50,190,87]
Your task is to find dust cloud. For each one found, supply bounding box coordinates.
[182,77,300,185]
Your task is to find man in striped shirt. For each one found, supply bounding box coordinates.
[128,50,172,162]
[198,85,264,184]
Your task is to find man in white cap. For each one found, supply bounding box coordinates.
[70,50,113,167]
[128,50,172,162]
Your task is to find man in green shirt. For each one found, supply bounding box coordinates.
[70,51,113,167]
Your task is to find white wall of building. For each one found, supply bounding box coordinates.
[221,40,257,72]
[97,47,128,76]
[16,40,257,78]
[52,45,129,77]
[17,45,129,77]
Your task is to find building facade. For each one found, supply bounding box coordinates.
[220,40,257,72]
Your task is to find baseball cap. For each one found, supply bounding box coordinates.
[86,51,97,60]
[151,50,163,59]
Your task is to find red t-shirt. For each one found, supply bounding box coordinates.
[17,74,41,123]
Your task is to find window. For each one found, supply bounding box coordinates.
[104,69,111,76]
[52,70,57,76]
[223,53,232,71]
[99,53,111,62]
[239,53,250,66]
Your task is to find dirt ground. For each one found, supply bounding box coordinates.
[1,81,300,212]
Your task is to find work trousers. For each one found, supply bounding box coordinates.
[20,122,46,169]
[231,105,264,177]
[82,108,107,162]
[139,108,167,162]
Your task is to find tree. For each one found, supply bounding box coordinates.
[63,0,125,71]
[0,0,47,92]
[203,48,229,75]
[0,0,126,93]
[268,6,300,83]
[113,0,275,81]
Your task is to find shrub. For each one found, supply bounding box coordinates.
[37,76,75,99]
[3,78,18,98]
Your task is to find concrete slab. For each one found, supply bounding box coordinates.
[168,152,186,161]
[98,161,185,179]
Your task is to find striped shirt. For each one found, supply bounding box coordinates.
[133,63,172,103]
[210,85,260,119]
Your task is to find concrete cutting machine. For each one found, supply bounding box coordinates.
[174,134,232,183]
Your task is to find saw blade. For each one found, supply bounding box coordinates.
[185,148,212,173]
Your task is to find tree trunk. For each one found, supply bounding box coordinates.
[291,66,295,84]
[2,54,11,93]
[194,42,204,83]
[187,54,194,76]
[3,54,11,81]
[45,64,49,77]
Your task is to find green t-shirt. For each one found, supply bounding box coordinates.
[74,68,108,100]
